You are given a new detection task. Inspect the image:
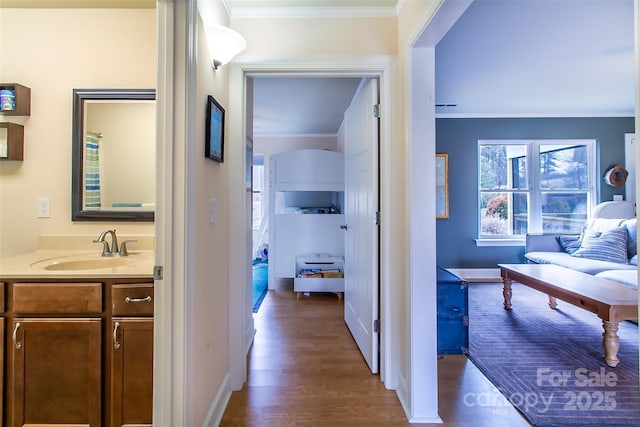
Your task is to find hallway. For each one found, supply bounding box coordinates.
[220,284,530,426]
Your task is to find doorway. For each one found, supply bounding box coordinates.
[227,59,396,392]
[248,74,381,370]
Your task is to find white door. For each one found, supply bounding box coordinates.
[344,78,379,373]
[625,133,636,205]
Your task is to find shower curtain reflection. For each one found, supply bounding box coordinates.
[84,131,102,209]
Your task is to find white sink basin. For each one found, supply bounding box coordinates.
[29,254,137,271]
[42,258,130,271]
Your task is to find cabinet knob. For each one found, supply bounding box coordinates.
[113,321,121,349]
[340,224,348,230]
[125,295,152,304]
[13,322,22,350]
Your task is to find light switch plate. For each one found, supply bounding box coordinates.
[37,197,51,218]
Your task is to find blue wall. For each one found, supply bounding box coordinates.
[435,117,635,268]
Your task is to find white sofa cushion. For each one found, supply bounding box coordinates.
[525,251,636,275]
[595,270,638,289]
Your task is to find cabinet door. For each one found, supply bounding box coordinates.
[0,317,4,425]
[111,318,153,427]
[9,318,102,427]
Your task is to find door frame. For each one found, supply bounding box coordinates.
[227,57,397,390]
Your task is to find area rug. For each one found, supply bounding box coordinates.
[252,261,268,313]
[467,282,639,427]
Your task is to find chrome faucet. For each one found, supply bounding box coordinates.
[118,239,137,257]
[93,229,119,256]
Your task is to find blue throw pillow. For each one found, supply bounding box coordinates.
[621,218,637,258]
[572,227,628,264]
[557,235,581,254]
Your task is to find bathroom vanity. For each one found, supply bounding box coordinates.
[0,243,154,427]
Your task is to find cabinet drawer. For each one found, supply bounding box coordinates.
[293,277,344,293]
[112,283,154,316]
[12,283,102,314]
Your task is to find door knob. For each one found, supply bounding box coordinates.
[340,225,348,230]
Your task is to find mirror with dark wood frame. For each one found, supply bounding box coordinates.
[72,88,155,221]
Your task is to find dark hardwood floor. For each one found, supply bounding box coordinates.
[220,283,531,426]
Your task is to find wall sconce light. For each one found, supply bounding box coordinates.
[204,24,246,69]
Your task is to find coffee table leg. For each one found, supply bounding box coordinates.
[602,320,620,367]
[548,296,558,309]
[503,276,512,310]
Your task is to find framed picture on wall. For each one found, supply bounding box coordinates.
[205,95,225,162]
[436,153,449,218]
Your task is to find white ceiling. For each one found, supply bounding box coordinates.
[252,77,362,136]
[435,0,635,117]
[245,0,635,136]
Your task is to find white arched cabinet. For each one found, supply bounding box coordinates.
[268,149,345,297]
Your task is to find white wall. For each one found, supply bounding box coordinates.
[186,5,233,425]
[0,8,156,258]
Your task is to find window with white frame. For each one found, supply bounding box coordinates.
[478,139,596,239]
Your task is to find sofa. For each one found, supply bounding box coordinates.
[524,216,637,289]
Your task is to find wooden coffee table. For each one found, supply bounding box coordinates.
[499,263,638,367]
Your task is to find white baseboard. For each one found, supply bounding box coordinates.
[396,374,410,420]
[201,321,256,427]
[246,324,256,354]
[396,373,443,424]
[408,415,444,423]
[201,373,232,427]
[446,267,502,283]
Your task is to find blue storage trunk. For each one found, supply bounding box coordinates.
[437,267,469,354]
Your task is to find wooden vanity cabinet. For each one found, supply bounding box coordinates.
[110,283,154,427]
[0,278,154,427]
[0,282,5,426]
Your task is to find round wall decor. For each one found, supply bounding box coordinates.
[603,166,628,187]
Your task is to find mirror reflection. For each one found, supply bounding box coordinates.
[72,89,155,221]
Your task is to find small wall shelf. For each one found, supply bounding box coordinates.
[0,122,24,160]
[0,83,31,116]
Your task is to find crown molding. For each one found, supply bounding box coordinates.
[1,0,154,8]
[229,7,397,19]
[223,0,406,18]
[435,111,636,119]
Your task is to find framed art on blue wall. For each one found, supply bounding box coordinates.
[205,94,225,162]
